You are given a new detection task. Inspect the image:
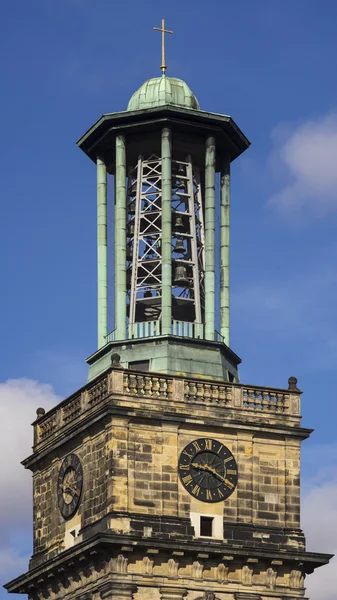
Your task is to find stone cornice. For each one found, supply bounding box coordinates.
[5,532,332,594]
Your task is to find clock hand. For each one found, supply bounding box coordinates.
[192,462,226,483]
[63,483,77,495]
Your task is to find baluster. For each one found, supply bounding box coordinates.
[269,391,276,410]
[254,389,262,409]
[219,386,226,404]
[276,393,284,412]
[144,376,152,395]
[246,388,255,409]
[225,386,232,405]
[129,374,137,395]
[261,390,269,410]
[167,379,173,400]
[124,374,130,394]
[196,383,204,401]
[190,382,197,399]
[159,378,167,398]
[184,381,190,400]
[136,375,145,395]
[152,377,160,396]
[204,383,211,401]
[211,385,219,402]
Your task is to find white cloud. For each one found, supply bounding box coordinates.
[302,475,337,599]
[0,379,60,583]
[0,379,60,521]
[269,113,337,216]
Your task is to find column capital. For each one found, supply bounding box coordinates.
[159,587,187,600]
[99,581,137,599]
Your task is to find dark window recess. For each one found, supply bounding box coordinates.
[200,516,213,537]
[227,371,235,382]
[129,360,150,372]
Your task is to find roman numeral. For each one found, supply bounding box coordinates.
[179,463,190,470]
[192,484,200,496]
[183,450,193,459]
[192,441,201,452]
[227,469,237,476]
[217,444,224,454]
[224,456,233,463]
[217,488,224,498]
[206,489,213,500]
[182,475,193,485]
[205,439,213,450]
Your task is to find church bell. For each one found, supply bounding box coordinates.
[174,264,189,287]
[173,238,186,254]
[174,214,184,230]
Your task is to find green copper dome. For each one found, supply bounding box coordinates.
[127,76,200,111]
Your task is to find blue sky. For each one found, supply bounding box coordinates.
[1,1,337,598]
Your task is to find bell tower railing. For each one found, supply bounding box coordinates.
[105,320,225,343]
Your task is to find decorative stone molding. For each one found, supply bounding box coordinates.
[159,588,187,600]
[242,565,253,586]
[289,569,304,588]
[99,582,137,599]
[168,558,179,578]
[115,554,128,574]
[217,562,229,583]
[192,561,204,579]
[142,556,154,576]
[265,567,277,588]
[76,593,92,600]
[234,594,261,600]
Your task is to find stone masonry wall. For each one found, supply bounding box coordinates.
[31,415,303,565]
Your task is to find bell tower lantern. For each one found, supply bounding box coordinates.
[77,57,250,382]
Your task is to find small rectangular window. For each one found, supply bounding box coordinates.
[200,516,213,537]
[129,360,150,372]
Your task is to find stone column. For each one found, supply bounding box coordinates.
[99,582,137,599]
[161,127,172,335]
[115,135,127,340]
[220,157,230,345]
[159,588,187,600]
[204,136,216,341]
[97,155,108,349]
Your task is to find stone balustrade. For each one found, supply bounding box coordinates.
[34,369,300,446]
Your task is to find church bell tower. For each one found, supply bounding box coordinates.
[5,22,332,600]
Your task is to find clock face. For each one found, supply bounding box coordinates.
[178,438,238,503]
[57,453,83,519]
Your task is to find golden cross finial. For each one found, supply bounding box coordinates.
[153,19,173,74]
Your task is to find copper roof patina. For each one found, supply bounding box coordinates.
[127,75,200,111]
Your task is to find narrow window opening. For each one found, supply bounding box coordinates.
[227,371,235,383]
[129,360,150,372]
[200,516,213,537]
